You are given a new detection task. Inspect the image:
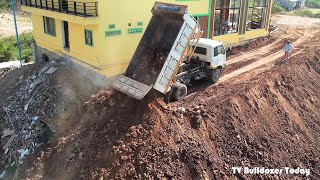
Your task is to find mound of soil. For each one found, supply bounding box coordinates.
[17,48,320,179]
[0,63,98,178]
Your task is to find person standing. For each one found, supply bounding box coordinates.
[284,40,293,60]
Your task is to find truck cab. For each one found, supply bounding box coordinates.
[192,38,227,70]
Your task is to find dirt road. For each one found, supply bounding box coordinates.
[0,15,319,179]
[0,13,32,37]
[218,15,320,85]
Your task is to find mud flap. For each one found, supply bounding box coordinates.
[112,76,152,100]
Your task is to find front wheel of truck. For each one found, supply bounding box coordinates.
[172,83,188,101]
[210,69,221,84]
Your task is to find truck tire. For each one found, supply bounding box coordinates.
[210,69,221,84]
[172,83,187,101]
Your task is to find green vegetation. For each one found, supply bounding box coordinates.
[0,0,11,11]
[314,12,320,18]
[0,32,33,63]
[293,8,320,18]
[293,9,314,17]
[271,3,286,14]
[306,0,320,8]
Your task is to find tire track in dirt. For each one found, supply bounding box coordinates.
[219,50,303,83]
[218,29,318,84]
[227,27,307,65]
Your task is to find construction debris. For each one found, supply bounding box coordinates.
[1,129,15,138]
[0,64,59,167]
[0,62,97,177]
[44,67,57,75]
[2,135,15,150]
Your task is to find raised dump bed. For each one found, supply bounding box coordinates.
[112,2,202,100]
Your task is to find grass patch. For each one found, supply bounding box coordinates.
[307,8,320,13]
[292,8,320,18]
[0,0,10,11]
[272,3,286,14]
[0,32,33,63]
[293,9,315,17]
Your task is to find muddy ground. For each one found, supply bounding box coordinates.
[0,15,319,179]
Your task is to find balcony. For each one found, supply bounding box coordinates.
[20,0,98,17]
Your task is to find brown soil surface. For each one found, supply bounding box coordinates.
[0,15,319,179]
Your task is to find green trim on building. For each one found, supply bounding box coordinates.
[207,0,212,39]
[192,14,209,17]
[128,28,143,34]
[84,29,93,47]
[43,16,56,37]
[241,0,248,34]
[105,30,122,37]
[109,24,116,29]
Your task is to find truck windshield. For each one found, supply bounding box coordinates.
[193,46,207,55]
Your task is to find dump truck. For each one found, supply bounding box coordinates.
[112,2,226,102]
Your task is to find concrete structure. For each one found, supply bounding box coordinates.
[274,0,305,11]
[21,0,273,78]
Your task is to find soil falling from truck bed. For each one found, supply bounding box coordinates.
[126,15,183,86]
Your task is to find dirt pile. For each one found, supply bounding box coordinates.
[16,47,320,179]
[0,62,98,178]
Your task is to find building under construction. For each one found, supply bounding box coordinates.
[21,0,272,77]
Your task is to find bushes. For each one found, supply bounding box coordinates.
[306,0,320,8]
[0,36,15,63]
[272,3,285,14]
[314,12,320,18]
[293,9,315,17]
[0,32,33,63]
[0,0,11,11]
[19,32,34,62]
[293,9,320,18]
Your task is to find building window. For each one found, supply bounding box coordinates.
[85,29,93,46]
[246,0,269,31]
[214,0,241,36]
[43,16,56,36]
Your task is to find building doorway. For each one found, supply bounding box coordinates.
[62,21,70,50]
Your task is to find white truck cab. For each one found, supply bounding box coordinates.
[192,38,227,70]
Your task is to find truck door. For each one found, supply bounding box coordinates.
[213,45,226,67]
[218,45,226,65]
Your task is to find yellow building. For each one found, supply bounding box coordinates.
[21,0,272,80]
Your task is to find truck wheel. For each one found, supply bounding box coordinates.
[172,83,187,101]
[210,69,221,84]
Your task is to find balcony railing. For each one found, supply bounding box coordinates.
[21,0,98,17]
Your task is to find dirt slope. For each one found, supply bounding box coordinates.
[16,46,320,180]
[0,63,98,179]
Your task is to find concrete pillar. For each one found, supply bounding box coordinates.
[31,39,38,63]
